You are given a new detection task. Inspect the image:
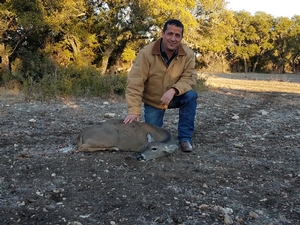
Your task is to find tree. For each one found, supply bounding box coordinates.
[229,11,260,72]
[196,8,235,72]
[41,0,98,67]
[287,15,300,73]
[250,12,274,72]
[2,0,53,81]
[0,2,17,81]
[272,16,294,73]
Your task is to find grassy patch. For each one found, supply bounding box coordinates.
[13,67,128,100]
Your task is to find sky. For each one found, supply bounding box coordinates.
[226,0,300,18]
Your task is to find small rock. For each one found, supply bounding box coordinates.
[224,213,233,224]
[232,114,239,120]
[202,183,208,188]
[67,222,82,225]
[104,113,116,118]
[260,110,268,115]
[233,142,244,148]
[222,207,233,215]
[190,203,198,208]
[199,204,210,210]
[249,211,259,219]
[79,214,91,218]
[212,205,221,211]
[36,190,43,196]
[17,201,25,206]
[29,118,36,123]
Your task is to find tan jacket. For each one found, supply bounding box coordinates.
[125,38,197,115]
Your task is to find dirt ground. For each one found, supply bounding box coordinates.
[0,73,300,225]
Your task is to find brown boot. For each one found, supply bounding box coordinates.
[180,141,193,152]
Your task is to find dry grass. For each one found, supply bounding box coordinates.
[0,87,25,102]
[204,73,300,94]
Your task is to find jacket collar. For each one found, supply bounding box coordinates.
[152,38,186,56]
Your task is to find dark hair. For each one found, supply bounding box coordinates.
[163,19,184,35]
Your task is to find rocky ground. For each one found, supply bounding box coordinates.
[0,73,300,225]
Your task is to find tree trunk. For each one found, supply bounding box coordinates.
[292,51,300,73]
[236,60,240,73]
[100,47,114,75]
[0,43,10,79]
[279,61,284,74]
[221,54,226,73]
[243,57,248,73]
[252,55,259,73]
[67,35,80,56]
[279,54,285,74]
[279,63,284,74]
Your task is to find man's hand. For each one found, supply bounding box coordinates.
[123,114,140,124]
[160,88,177,106]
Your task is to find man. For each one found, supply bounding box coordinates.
[123,19,198,152]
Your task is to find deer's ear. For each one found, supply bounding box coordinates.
[146,133,155,143]
[164,144,178,153]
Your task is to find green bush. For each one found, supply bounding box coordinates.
[194,76,207,93]
[19,64,128,100]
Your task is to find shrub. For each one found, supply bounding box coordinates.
[18,64,128,100]
[194,76,207,93]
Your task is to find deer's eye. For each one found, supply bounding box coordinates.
[151,147,158,151]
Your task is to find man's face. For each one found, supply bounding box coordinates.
[161,24,183,53]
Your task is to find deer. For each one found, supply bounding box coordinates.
[75,119,178,161]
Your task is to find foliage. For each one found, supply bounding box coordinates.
[1,0,300,96]
[20,65,128,100]
[194,75,208,93]
[121,47,136,62]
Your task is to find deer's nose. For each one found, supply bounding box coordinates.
[136,153,146,161]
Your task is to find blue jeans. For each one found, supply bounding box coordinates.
[144,90,198,142]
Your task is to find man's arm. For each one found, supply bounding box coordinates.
[172,49,197,94]
[124,49,149,123]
